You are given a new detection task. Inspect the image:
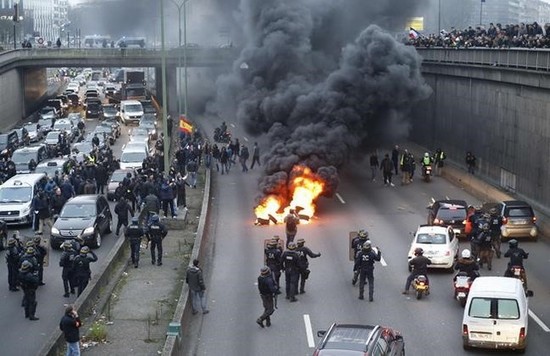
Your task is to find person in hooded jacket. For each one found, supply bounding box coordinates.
[59,305,82,355]
[185,259,209,315]
[453,249,480,281]
[256,266,277,328]
[159,179,176,218]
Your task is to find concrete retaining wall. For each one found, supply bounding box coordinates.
[411,63,550,219]
[0,68,25,132]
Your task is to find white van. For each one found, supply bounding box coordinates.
[119,146,147,170]
[462,276,533,352]
[119,100,144,126]
[0,173,46,225]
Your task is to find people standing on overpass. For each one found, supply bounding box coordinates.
[186,259,209,315]
[56,38,61,48]
[256,266,277,328]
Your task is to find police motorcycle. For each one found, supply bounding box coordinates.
[412,274,430,300]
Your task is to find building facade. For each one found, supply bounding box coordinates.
[23,0,69,43]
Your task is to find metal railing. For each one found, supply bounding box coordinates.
[416,47,550,71]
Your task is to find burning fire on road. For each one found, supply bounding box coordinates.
[254,166,325,225]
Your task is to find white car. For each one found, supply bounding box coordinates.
[407,225,459,271]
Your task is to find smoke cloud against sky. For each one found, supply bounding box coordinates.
[210,0,431,204]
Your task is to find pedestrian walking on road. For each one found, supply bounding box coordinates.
[256,266,277,328]
[369,152,379,181]
[186,259,209,315]
[380,154,394,187]
[250,142,261,169]
[283,209,300,248]
[391,145,400,175]
[114,197,134,236]
[59,305,82,356]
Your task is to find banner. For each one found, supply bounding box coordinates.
[406,17,424,32]
[179,115,193,133]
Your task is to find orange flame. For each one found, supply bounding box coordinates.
[254,166,325,225]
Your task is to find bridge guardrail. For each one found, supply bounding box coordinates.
[416,47,550,71]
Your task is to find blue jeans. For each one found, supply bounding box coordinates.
[66,341,80,356]
[190,290,208,313]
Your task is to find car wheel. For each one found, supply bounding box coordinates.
[92,231,102,249]
[106,218,112,234]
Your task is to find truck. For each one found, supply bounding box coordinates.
[124,70,145,85]
[106,70,148,103]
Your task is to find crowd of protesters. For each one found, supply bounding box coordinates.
[409,21,550,48]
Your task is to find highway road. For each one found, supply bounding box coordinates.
[0,115,132,355]
[189,121,550,355]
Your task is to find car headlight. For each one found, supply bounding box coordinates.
[1,149,7,155]
[87,110,92,113]
[82,227,95,235]
[51,227,59,235]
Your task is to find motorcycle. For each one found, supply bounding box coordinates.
[422,165,432,182]
[214,127,231,143]
[412,275,430,300]
[453,272,473,307]
[509,265,528,291]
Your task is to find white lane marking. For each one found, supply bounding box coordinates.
[529,309,550,332]
[335,193,346,204]
[304,314,315,348]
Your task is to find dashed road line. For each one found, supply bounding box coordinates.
[335,193,346,204]
[529,309,550,332]
[303,314,315,348]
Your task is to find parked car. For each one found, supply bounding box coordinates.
[52,119,76,142]
[427,199,468,238]
[50,195,113,249]
[314,323,405,356]
[11,127,29,146]
[138,113,157,140]
[107,169,134,200]
[47,98,66,117]
[35,158,70,178]
[407,225,459,271]
[86,99,104,119]
[11,145,48,173]
[71,141,94,163]
[102,104,119,121]
[0,131,19,158]
[496,200,538,240]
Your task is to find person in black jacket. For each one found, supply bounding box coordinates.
[114,197,134,236]
[32,236,47,286]
[295,238,321,294]
[281,242,300,302]
[185,259,209,315]
[72,246,98,296]
[59,241,76,297]
[403,248,432,294]
[264,239,282,294]
[59,305,82,355]
[125,217,144,268]
[18,260,40,320]
[256,266,277,328]
[354,241,381,301]
[5,238,21,291]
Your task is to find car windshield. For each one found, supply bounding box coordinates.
[54,122,72,131]
[506,207,533,217]
[323,327,373,352]
[24,125,37,132]
[11,150,37,164]
[125,104,142,112]
[0,186,32,203]
[436,208,466,221]
[40,108,54,115]
[131,128,148,137]
[36,165,62,178]
[469,298,519,320]
[103,106,117,114]
[46,132,60,140]
[60,203,96,218]
[121,151,146,163]
[110,171,129,182]
[72,143,93,153]
[416,233,446,244]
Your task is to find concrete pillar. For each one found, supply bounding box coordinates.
[22,67,48,117]
[167,65,177,117]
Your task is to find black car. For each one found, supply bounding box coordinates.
[427,199,468,238]
[0,131,19,158]
[313,323,405,356]
[86,99,104,119]
[50,195,113,249]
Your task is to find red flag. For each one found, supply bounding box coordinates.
[179,115,193,133]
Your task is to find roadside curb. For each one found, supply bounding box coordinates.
[161,168,211,355]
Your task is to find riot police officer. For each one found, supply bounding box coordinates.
[281,242,300,302]
[264,238,282,294]
[354,241,381,301]
[296,238,321,294]
[126,217,145,268]
[351,229,369,285]
[18,260,40,320]
[19,244,39,274]
[72,246,98,296]
[32,236,47,285]
[59,241,75,297]
[5,238,22,291]
[148,214,167,266]
[488,207,503,258]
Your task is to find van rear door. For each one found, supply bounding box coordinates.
[493,298,522,345]
[467,298,496,343]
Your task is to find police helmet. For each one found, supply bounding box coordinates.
[33,236,41,244]
[297,238,305,246]
[151,214,160,223]
[358,229,368,239]
[26,246,35,254]
[20,260,32,271]
[260,266,271,276]
[131,217,139,225]
[287,242,297,250]
[414,247,424,256]
[508,239,518,248]
[7,238,16,246]
[62,241,73,250]
[26,240,35,247]
[362,240,372,250]
[461,249,471,259]
[80,246,90,254]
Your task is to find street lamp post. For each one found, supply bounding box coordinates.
[169,0,190,119]
[160,0,170,174]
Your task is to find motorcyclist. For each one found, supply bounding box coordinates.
[420,152,433,177]
[403,248,432,294]
[351,229,369,285]
[503,239,529,287]
[453,249,480,281]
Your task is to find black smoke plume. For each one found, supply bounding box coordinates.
[213,0,432,205]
